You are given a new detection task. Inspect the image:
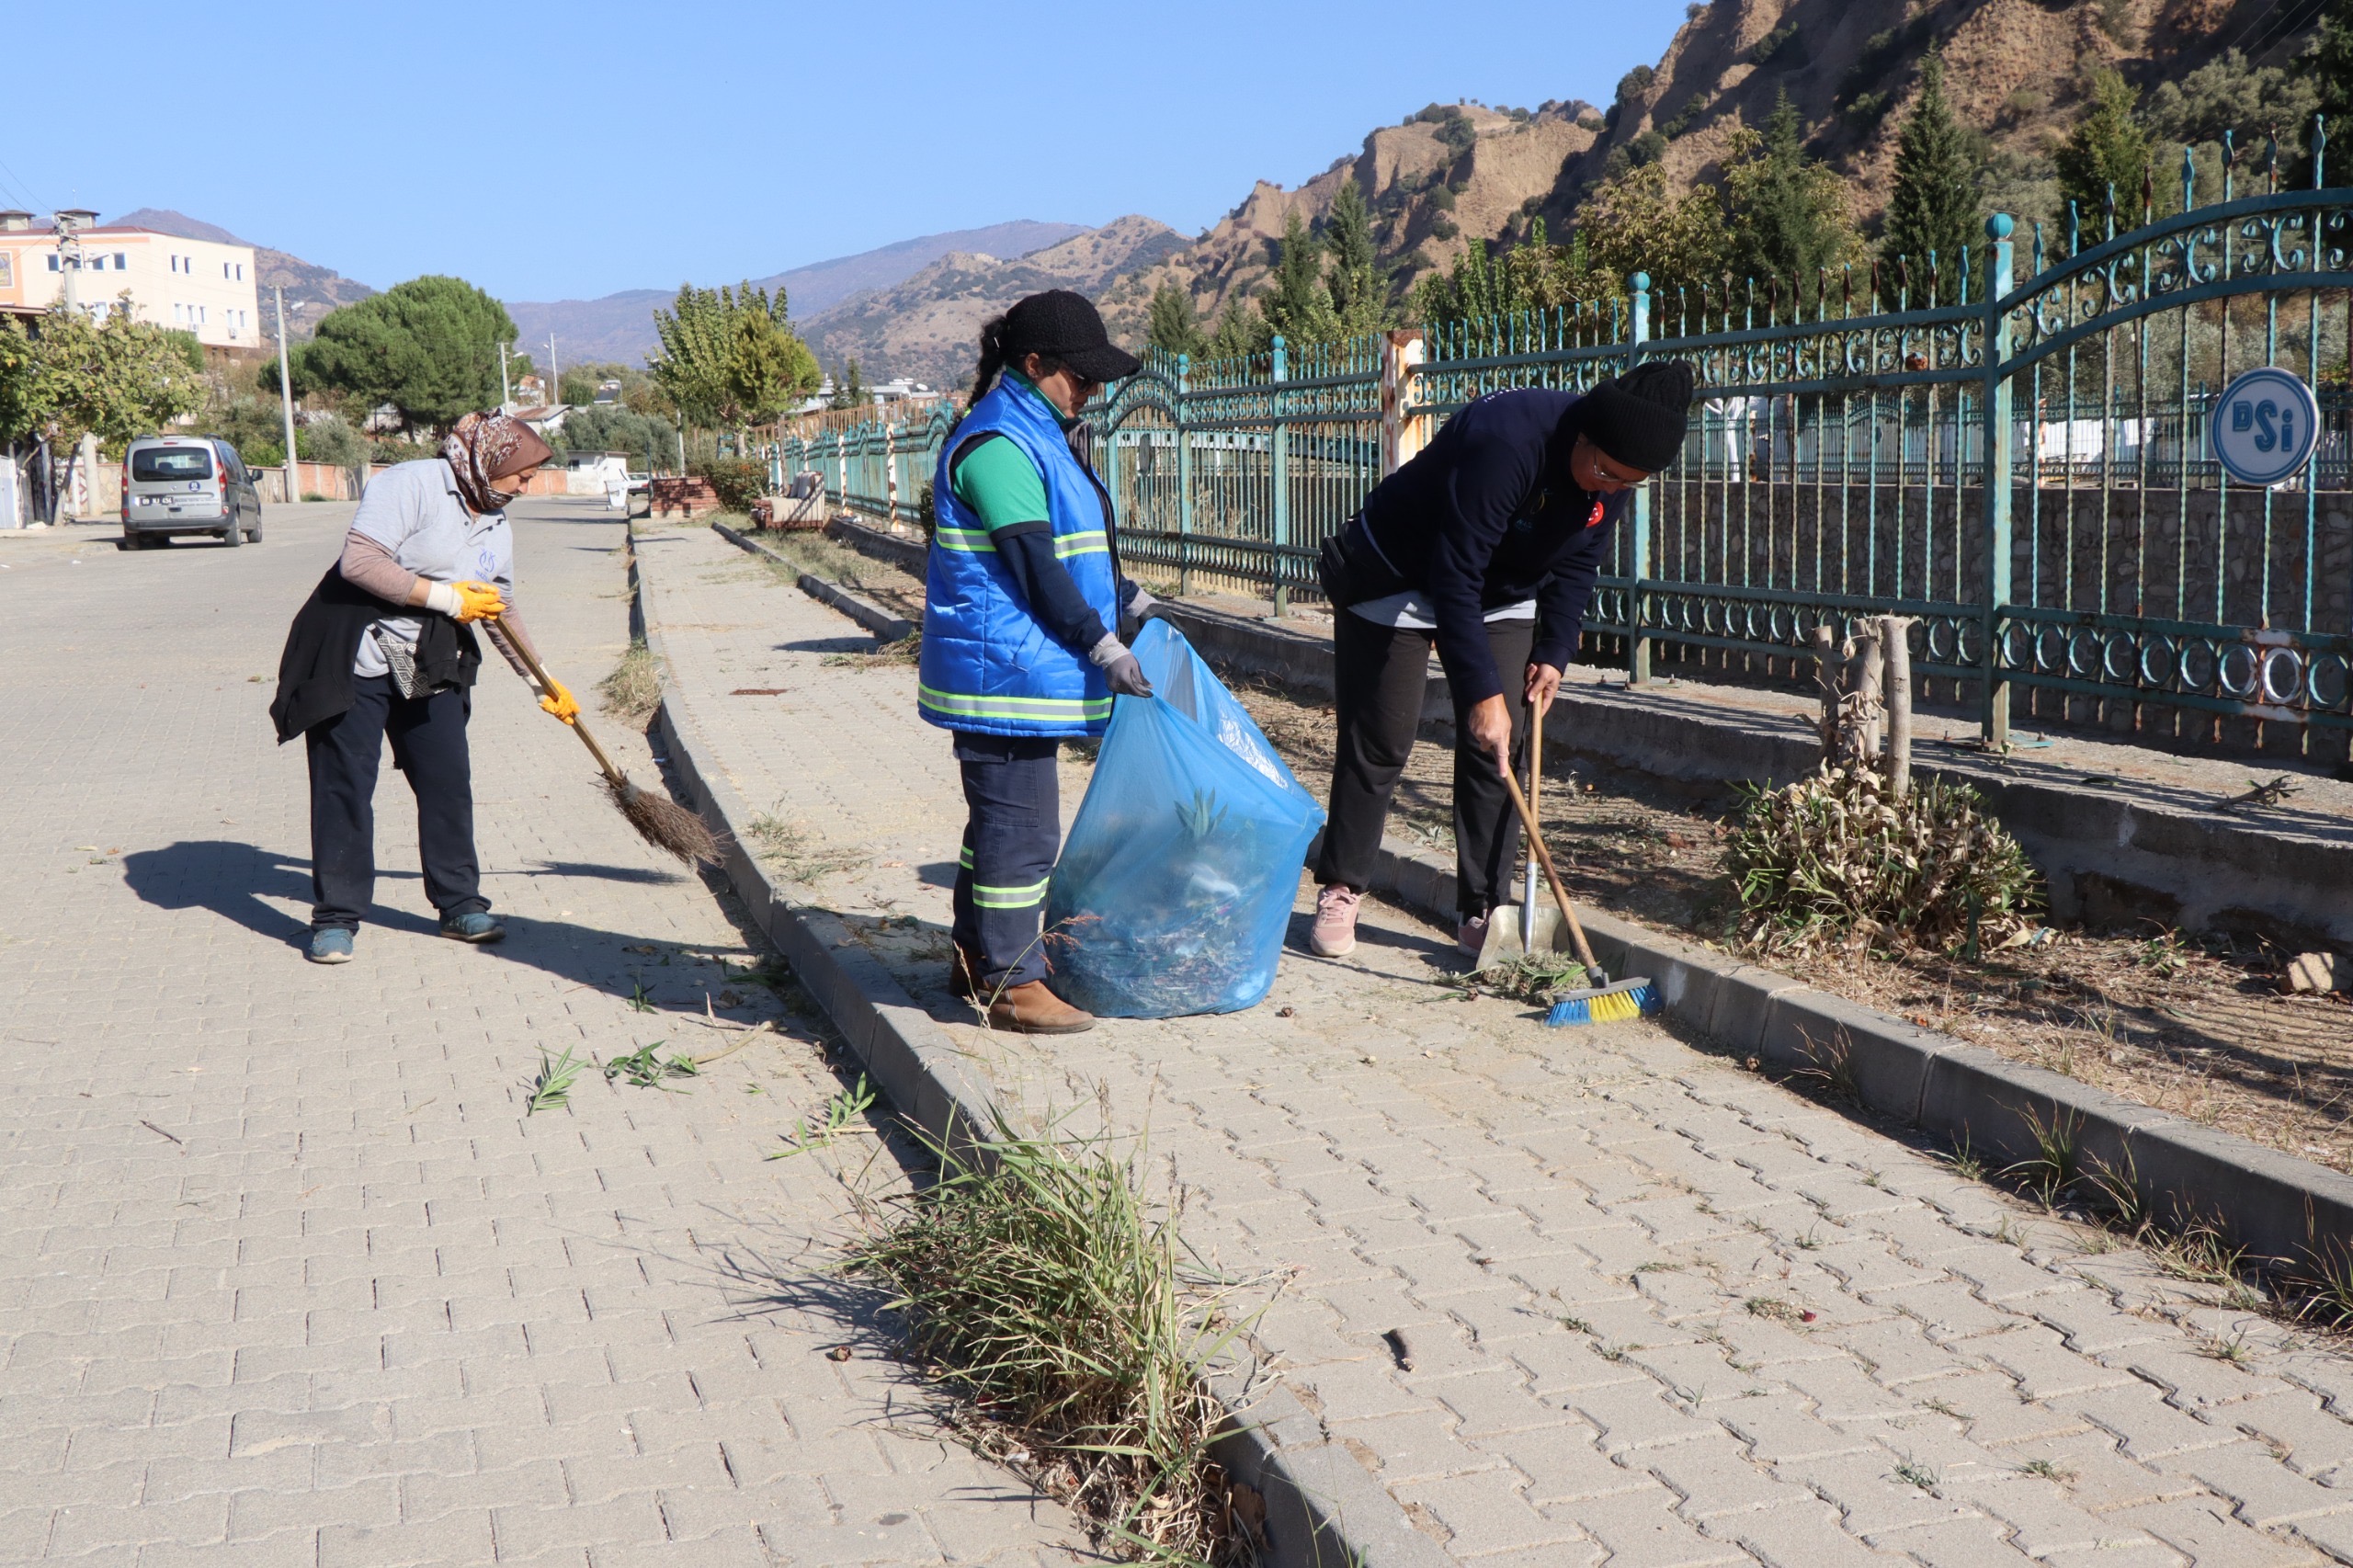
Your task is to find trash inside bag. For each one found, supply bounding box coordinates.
[1046,619,1324,1017]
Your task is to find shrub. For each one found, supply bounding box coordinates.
[1728,765,2041,953]
[693,457,767,512]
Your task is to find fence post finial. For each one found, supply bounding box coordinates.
[2315,114,2328,188]
[2222,130,2236,202]
[2182,143,2196,212]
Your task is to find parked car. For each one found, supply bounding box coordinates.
[120,435,261,548]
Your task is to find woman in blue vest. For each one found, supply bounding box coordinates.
[920,290,1152,1034]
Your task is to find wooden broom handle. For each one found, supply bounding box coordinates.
[485,614,627,785]
[1498,763,1601,975]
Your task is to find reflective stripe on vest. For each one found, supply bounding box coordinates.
[933,525,1108,559]
[916,684,1112,723]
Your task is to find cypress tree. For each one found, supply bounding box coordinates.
[1257,210,1342,346]
[2054,68,2150,242]
[2312,0,2353,182]
[1145,281,1204,358]
[1882,53,1981,298]
[1323,181,1386,334]
[1724,90,1859,290]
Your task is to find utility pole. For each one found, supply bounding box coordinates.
[52,210,90,313]
[547,335,559,408]
[273,286,298,500]
[498,341,512,411]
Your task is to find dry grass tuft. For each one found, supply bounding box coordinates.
[841,1113,1258,1563]
[598,638,662,722]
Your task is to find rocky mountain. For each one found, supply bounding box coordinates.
[505,220,1093,369]
[1097,104,1600,341]
[1095,0,2317,340]
[104,209,376,342]
[797,215,1189,391]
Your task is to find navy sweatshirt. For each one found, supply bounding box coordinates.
[1359,388,1625,704]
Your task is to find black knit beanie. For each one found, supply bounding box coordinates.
[1576,359,1696,472]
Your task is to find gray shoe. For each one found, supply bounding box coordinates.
[438,911,506,943]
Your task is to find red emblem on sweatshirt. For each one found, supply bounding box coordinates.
[1586,498,1606,528]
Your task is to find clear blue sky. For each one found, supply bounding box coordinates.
[3,0,1689,303]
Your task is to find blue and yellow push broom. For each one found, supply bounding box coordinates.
[1495,728,1660,1028]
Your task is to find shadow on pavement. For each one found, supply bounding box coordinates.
[120,840,762,1003]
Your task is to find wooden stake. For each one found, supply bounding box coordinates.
[1881,615,1914,799]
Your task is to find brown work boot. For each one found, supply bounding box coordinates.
[985,981,1096,1035]
[949,944,984,1001]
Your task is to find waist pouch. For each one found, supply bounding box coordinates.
[1316,514,1409,610]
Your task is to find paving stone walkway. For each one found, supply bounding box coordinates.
[0,505,1076,1565]
[643,519,2353,1568]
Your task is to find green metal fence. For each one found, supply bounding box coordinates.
[781,136,2353,753]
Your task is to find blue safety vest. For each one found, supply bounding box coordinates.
[917,377,1120,738]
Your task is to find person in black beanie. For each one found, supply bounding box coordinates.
[1306,359,1696,959]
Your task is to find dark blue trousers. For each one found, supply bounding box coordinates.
[950,733,1063,990]
[305,675,488,931]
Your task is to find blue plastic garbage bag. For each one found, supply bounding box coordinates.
[1044,619,1325,1017]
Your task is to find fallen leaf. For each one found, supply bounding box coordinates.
[824,1345,852,1362]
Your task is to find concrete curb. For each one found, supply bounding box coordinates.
[637,545,1436,1567]
[1354,833,2353,1271]
[713,520,915,642]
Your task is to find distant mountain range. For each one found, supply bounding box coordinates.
[504,220,1095,369]
[104,209,376,343]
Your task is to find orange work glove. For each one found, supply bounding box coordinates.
[424,579,506,622]
[539,677,580,724]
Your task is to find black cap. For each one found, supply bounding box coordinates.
[1577,359,1696,473]
[1001,290,1142,383]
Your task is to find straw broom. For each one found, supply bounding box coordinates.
[488,616,723,867]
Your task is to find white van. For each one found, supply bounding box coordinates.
[121,435,261,548]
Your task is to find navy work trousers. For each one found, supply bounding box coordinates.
[949,732,1063,991]
[306,675,488,931]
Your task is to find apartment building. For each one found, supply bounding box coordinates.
[0,211,262,351]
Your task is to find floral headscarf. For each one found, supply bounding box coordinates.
[442,411,552,514]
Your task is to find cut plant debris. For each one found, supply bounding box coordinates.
[767,1074,877,1158]
[605,1040,699,1090]
[1447,950,1591,1006]
[527,1048,584,1115]
[839,1110,1259,1563]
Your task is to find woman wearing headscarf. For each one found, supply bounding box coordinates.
[1306,361,1696,959]
[919,290,1151,1034]
[270,411,579,964]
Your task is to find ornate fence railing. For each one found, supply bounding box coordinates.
[781,145,2353,752]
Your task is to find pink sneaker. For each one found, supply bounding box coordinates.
[1310,883,1361,957]
[1456,913,1490,957]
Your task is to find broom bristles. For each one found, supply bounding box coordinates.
[605,774,724,867]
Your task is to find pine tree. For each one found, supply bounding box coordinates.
[1205,296,1267,362]
[1145,281,1204,358]
[2054,68,2150,244]
[2312,0,2353,181]
[1882,53,1981,298]
[1323,180,1386,334]
[1723,91,1859,292]
[1256,210,1342,347]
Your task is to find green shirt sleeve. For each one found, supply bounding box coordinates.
[949,434,1051,533]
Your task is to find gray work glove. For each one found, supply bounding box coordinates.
[1090,633,1154,699]
[1124,585,1158,619]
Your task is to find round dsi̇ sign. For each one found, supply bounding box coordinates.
[2211,367,2320,486]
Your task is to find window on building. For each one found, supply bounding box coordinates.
[235,263,244,280]
[47,255,58,271]
[115,253,127,268]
